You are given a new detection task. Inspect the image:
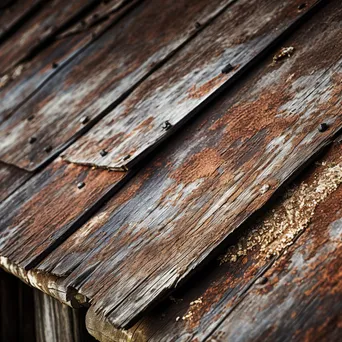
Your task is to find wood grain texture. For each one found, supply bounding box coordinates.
[34,289,95,342]
[0,0,99,74]
[0,0,42,41]
[38,0,342,330]
[63,0,321,170]
[0,0,237,171]
[0,159,127,270]
[0,269,35,342]
[0,161,30,202]
[90,139,342,342]
[0,0,136,125]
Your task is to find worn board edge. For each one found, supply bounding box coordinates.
[63,0,324,172]
[15,0,239,172]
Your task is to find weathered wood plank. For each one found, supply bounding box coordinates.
[34,289,95,342]
[0,162,30,202]
[0,0,136,125]
[87,139,342,342]
[0,0,100,74]
[0,159,127,269]
[0,0,312,171]
[0,269,35,342]
[63,0,321,170]
[37,0,342,329]
[0,0,42,42]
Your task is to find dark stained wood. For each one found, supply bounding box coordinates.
[63,0,322,170]
[0,159,127,270]
[0,0,137,125]
[0,161,30,202]
[0,0,302,171]
[34,289,95,342]
[90,139,342,342]
[0,0,42,41]
[0,269,35,342]
[0,0,100,75]
[37,0,342,330]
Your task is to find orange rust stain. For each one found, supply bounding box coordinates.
[186,73,229,100]
[170,148,224,186]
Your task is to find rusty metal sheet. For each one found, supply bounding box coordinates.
[0,162,30,202]
[0,0,251,171]
[0,0,101,75]
[0,159,127,270]
[37,0,342,329]
[85,139,342,342]
[63,0,322,170]
[0,0,136,125]
[0,0,42,41]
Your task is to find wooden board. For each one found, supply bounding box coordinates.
[37,0,342,329]
[0,0,100,75]
[0,159,127,270]
[0,0,42,41]
[63,0,322,170]
[0,0,308,171]
[0,162,30,202]
[0,0,136,125]
[89,139,342,342]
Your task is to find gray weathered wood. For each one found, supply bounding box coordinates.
[0,0,136,125]
[0,159,127,270]
[63,0,322,170]
[34,289,95,342]
[37,0,342,329]
[0,0,237,171]
[0,162,30,202]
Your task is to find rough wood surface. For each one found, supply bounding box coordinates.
[0,0,237,171]
[0,0,136,125]
[0,269,35,342]
[0,162,30,202]
[0,159,127,270]
[37,0,342,330]
[0,0,99,74]
[90,139,342,342]
[0,0,42,42]
[34,289,95,342]
[63,0,321,170]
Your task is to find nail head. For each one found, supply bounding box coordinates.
[100,149,108,157]
[222,63,234,74]
[28,137,36,144]
[80,116,89,124]
[77,182,85,189]
[44,145,52,153]
[318,123,328,132]
[162,120,172,131]
[256,276,268,285]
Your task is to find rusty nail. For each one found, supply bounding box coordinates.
[256,276,268,285]
[80,116,89,124]
[28,137,36,144]
[44,145,52,153]
[123,154,131,161]
[52,62,59,69]
[77,182,85,189]
[100,149,108,157]
[221,63,234,74]
[195,21,201,29]
[162,120,173,131]
[318,123,328,132]
[298,3,307,10]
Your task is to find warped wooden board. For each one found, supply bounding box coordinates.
[0,0,101,74]
[63,0,321,170]
[0,0,136,125]
[0,0,238,171]
[0,0,42,41]
[38,0,342,329]
[0,159,127,270]
[85,140,342,342]
[0,162,30,202]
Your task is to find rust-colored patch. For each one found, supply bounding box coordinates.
[170,148,224,186]
[187,73,229,99]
